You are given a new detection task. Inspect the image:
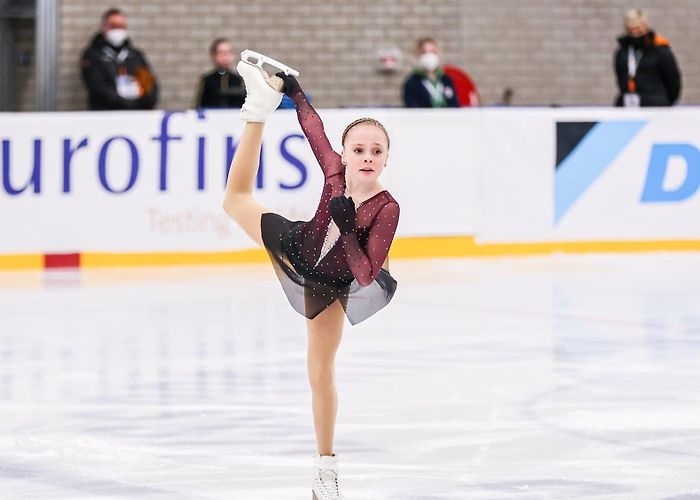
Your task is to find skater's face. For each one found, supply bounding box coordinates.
[341,124,389,184]
[212,41,234,69]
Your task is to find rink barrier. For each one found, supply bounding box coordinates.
[4,108,700,260]
[3,236,700,271]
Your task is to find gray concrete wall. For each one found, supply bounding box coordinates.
[12,0,700,111]
[13,18,35,111]
[457,0,700,106]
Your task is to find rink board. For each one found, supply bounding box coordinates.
[2,107,700,268]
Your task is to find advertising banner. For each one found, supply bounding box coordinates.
[3,107,700,258]
[478,108,700,243]
[0,109,480,254]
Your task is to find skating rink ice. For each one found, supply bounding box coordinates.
[1,253,699,499]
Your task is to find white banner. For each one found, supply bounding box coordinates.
[3,107,700,256]
[0,109,479,254]
[478,108,700,243]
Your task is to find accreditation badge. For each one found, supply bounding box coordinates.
[116,74,141,100]
[623,92,641,108]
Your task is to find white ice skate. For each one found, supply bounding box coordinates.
[237,50,289,123]
[240,49,300,77]
[312,453,344,500]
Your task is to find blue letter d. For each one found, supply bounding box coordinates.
[641,144,700,202]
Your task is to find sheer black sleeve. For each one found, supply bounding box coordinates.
[339,202,400,287]
[288,87,342,179]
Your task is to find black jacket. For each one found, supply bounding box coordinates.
[403,70,459,108]
[195,69,246,108]
[614,30,681,107]
[80,33,158,110]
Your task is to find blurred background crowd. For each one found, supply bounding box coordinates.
[0,0,695,112]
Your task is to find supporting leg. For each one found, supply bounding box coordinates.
[306,300,345,455]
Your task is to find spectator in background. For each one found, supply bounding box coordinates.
[499,87,514,106]
[80,8,158,110]
[614,9,681,107]
[402,37,459,108]
[195,38,246,108]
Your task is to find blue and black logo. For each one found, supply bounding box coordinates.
[555,121,645,223]
[556,120,700,224]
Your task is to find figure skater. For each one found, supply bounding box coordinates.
[223,54,400,500]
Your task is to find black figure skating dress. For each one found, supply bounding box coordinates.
[261,85,400,325]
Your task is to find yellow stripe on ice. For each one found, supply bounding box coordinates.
[0,254,43,271]
[2,237,700,271]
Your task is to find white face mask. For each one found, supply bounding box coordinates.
[105,29,128,47]
[419,52,440,72]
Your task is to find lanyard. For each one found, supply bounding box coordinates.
[421,77,446,107]
[627,48,642,92]
[116,48,129,65]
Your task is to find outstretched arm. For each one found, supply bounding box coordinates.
[277,73,342,179]
[332,200,400,286]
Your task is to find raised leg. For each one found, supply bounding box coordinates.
[222,59,283,245]
[223,122,267,246]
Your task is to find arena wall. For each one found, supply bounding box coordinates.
[2,106,700,269]
[10,0,700,111]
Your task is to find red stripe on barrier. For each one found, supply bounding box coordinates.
[44,253,81,269]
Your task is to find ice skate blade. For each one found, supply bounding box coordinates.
[237,59,284,92]
[241,49,300,77]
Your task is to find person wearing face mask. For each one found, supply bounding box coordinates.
[80,8,158,110]
[614,9,681,107]
[402,37,459,108]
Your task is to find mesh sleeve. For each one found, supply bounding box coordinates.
[289,87,342,179]
[339,202,400,287]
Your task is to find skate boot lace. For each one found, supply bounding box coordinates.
[317,468,340,498]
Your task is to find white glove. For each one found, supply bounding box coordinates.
[237,60,283,123]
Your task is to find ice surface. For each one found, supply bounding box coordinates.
[1,254,700,499]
